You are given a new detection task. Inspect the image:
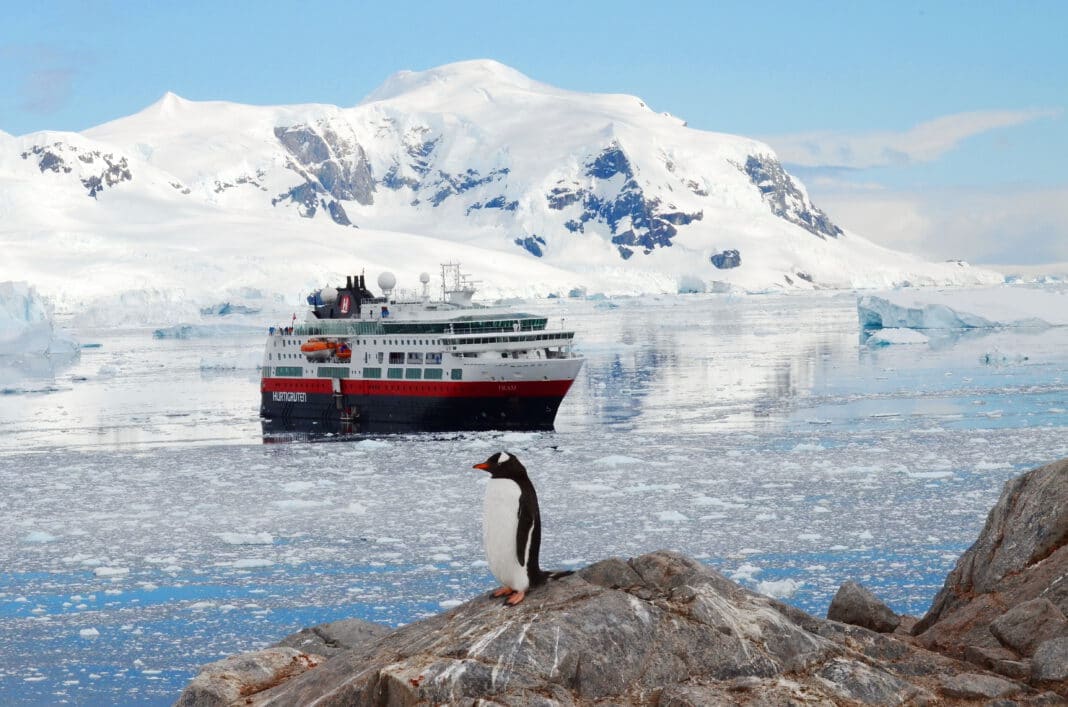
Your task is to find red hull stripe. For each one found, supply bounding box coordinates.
[261,377,574,398]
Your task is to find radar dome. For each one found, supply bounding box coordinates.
[419,272,431,284]
[377,272,397,291]
[321,287,338,304]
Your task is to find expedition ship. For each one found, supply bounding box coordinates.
[260,264,584,433]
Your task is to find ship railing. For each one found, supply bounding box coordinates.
[442,331,575,348]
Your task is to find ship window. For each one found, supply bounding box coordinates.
[407,352,423,364]
[363,367,381,379]
[405,368,422,380]
[387,368,403,379]
[451,369,463,380]
[424,368,443,380]
[317,366,349,379]
[389,352,404,364]
[376,352,384,364]
[426,352,442,364]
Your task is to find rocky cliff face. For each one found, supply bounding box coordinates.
[912,457,1068,682]
[20,142,133,198]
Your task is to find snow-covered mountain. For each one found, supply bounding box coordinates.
[0,60,1000,318]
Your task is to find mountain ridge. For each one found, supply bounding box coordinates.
[1,60,1001,316]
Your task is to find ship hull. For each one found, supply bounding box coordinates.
[260,378,575,433]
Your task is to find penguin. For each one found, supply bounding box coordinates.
[473,451,568,605]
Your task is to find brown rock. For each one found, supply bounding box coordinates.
[274,617,390,658]
[827,580,901,633]
[990,598,1068,656]
[915,457,1068,659]
[175,647,322,707]
[992,659,1031,681]
[964,644,1019,669]
[1032,636,1068,684]
[173,551,1030,705]
[939,672,1022,699]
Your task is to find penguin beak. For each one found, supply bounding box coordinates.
[473,462,491,471]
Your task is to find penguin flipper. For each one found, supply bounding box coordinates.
[515,494,540,569]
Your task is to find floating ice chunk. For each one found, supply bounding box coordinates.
[730,563,761,581]
[695,496,745,509]
[439,599,463,609]
[757,578,801,598]
[230,559,274,568]
[655,510,689,522]
[22,530,57,543]
[79,628,100,638]
[216,532,274,545]
[93,567,129,577]
[498,432,539,443]
[907,471,955,479]
[593,455,643,466]
[355,439,390,449]
[858,286,1068,330]
[272,499,329,510]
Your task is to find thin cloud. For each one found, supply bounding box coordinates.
[1,43,92,116]
[817,184,1068,265]
[764,109,1061,169]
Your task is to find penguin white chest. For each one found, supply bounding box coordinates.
[483,478,530,591]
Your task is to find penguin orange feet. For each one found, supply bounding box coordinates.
[505,590,526,605]
[492,586,514,598]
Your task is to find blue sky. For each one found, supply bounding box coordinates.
[2,0,1065,265]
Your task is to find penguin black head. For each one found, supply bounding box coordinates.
[472,451,529,481]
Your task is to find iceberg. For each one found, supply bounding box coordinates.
[0,282,78,355]
[858,286,1068,330]
[864,328,930,347]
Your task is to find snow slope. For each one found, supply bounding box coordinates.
[1,60,1001,321]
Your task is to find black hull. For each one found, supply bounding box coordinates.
[260,392,566,434]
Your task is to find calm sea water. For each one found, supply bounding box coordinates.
[2,289,1066,705]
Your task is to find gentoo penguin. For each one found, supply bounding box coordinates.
[473,451,567,605]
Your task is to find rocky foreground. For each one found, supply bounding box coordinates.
[178,458,1068,705]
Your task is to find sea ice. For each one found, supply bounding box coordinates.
[757,578,801,599]
[22,531,58,543]
[216,532,274,545]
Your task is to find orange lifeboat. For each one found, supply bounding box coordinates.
[336,343,352,361]
[300,338,338,361]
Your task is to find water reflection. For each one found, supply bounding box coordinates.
[0,350,80,394]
